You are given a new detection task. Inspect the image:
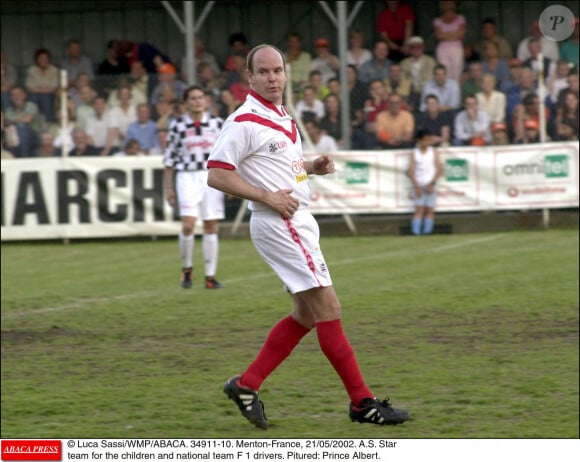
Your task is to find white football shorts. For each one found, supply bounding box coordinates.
[175,170,225,220]
[250,208,333,294]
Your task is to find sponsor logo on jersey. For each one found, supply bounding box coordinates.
[268,140,288,155]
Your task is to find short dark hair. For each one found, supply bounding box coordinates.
[182,85,204,102]
[229,32,248,46]
[482,18,497,26]
[416,128,433,139]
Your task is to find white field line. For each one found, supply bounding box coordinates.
[2,234,505,320]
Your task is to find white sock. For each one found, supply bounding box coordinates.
[203,233,219,277]
[179,233,194,269]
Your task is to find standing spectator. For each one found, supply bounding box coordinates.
[420,64,460,111]
[85,96,115,155]
[408,129,443,235]
[302,119,338,152]
[480,40,509,88]
[319,94,343,147]
[400,36,437,112]
[107,86,137,151]
[560,18,579,69]
[358,39,391,84]
[125,103,158,154]
[284,32,312,94]
[310,38,339,86]
[163,85,225,289]
[384,62,412,104]
[225,33,250,73]
[346,29,372,70]
[432,0,466,83]
[476,74,506,123]
[224,53,246,89]
[517,20,559,63]
[207,44,409,429]
[523,38,555,84]
[374,93,415,149]
[376,1,415,62]
[475,18,512,61]
[308,70,330,101]
[181,36,221,82]
[4,86,41,157]
[117,39,172,75]
[97,39,130,76]
[461,62,484,99]
[60,39,94,82]
[25,48,59,123]
[295,86,325,123]
[230,64,250,105]
[414,94,452,147]
[453,94,491,146]
[1,49,18,111]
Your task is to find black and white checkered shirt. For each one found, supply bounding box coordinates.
[163,112,223,171]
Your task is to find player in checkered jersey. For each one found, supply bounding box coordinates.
[163,85,225,289]
[208,44,409,429]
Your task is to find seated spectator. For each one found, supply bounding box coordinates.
[358,39,391,84]
[553,91,579,141]
[490,121,509,145]
[559,18,579,68]
[284,32,312,94]
[295,85,325,123]
[36,132,58,157]
[113,138,145,156]
[150,65,186,105]
[197,61,223,99]
[68,72,93,110]
[518,119,541,144]
[420,64,460,111]
[453,94,491,146]
[414,94,452,147]
[152,96,175,131]
[107,86,137,149]
[125,103,158,154]
[4,86,42,157]
[523,38,555,83]
[347,64,370,130]
[224,33,249,73]
[310,38,339,86]
[129,60,152,106]
[1,49,18,112]
[347,29,372,70]
[555,71,579,109]
[376,0,415,63]
[512,92,550,143]
[500,58,524,94]
[217,88,241,120]
[302,119,338,152]
[364,79,390,127]
[517,20,559,63]
[374,93,415,149]
[25,48,59,123]
[149,128,169,156]
[96,39,130,97]
[326,77,341,99]
[319,94,343,147]
[74,85,97,131]
[547,59,573,104]
[66,128,100,156]
[461,61,484,99]
[1,110,20,157]
[182,36,221,82]
[400,36,437,112]
[384,62,412,104]
[480,40,509,88]
[60,38,94,83]
[85,96,116,155]
[506,67,539,122]
[476,73,506,123]
[475,18,513,61]
[308,70,330,101]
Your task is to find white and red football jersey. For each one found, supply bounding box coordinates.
[207,90,310,212]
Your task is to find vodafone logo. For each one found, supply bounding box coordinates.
[507,187,519,198]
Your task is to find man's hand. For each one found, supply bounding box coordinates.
[312,155,335,175]
[166,188,177,207]
[266,189,299,219]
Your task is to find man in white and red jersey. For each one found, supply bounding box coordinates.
[208,44,409,429]
[164,85,225,289]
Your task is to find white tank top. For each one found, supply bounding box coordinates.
[413,146,436,187]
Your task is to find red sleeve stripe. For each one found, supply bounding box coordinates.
[207,160,236,170]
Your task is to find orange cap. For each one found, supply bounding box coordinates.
[492,122,507,132]
[470,136,486,146]
[524,119,539,130]
[158,63,177,75]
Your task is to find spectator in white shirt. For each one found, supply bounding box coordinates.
[476,73,506,123]
[453,94,491,146]
[302,119,338,153]
[107,86,137,152]
[295,85,325,123]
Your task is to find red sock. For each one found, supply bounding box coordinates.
[316,319,374,405]
[241,315,311,391]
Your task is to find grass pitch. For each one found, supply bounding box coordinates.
[1,230,578,438]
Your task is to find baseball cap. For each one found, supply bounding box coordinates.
[407,36,424,46]
[315,38,329,48]
[524,119,539,130]
[158,63,177,75]
[491,122,507,132]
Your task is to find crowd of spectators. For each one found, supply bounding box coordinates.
[1,0,579,159]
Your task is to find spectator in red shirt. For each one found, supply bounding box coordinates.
[376,1,415,62]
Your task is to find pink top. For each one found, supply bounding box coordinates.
[433,15,465,48]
